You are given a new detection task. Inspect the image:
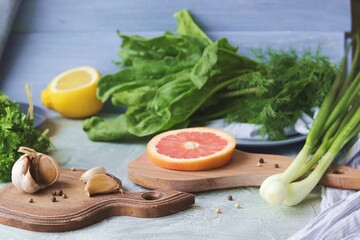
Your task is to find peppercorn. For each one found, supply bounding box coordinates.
[259,158,264,163]
[51,191,57,196]
[274,163,279,168]
[227,195,233,201]
[51,196,57,202]
[56,189,63,196]
[28,198,34,203]
[62,194,68,199]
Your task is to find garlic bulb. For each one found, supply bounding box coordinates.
[11,147,60,193]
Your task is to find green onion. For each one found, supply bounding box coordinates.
[259,35,360,206]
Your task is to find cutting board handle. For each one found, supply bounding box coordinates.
[320,164,360,190]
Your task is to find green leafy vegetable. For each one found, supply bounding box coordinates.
[174,9,212,43]
[97,32,210,103]
[83,10,257,141]
[0,92,51,182]
[193,48,336,139]
[83,9,336,141]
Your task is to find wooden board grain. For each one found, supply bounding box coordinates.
[0,169,195,232]
[128,150,360,192]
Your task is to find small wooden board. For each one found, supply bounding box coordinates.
[128,150,360,192]
[0,169,194,232]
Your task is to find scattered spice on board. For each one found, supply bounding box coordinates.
[56,189,63,196]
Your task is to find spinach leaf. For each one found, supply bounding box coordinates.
[83,36,257,141]
[174,9,212,43]
[97,33,209,103]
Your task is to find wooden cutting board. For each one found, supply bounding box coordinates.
[0,169,194,232]
[128,150,360,192]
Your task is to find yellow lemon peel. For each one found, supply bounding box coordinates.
[41,66,103,118]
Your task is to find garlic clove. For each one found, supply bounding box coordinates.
[11,147,60,194]
[32,154,60,187]
[79,166,106,183]
[12,156,41,193]
[18,146,37,156]
[84,174,120,197]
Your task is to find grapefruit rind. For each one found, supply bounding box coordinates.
[146,127,236,171]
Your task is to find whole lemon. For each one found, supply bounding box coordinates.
[41,66,104,118]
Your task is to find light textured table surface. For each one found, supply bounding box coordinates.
[0,0,350,239]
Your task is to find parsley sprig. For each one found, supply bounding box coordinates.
[0,92,51,182]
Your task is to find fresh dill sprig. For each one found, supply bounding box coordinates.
[226,47,336,139]
[191,47,337,140]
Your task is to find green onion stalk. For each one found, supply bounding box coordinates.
[259,35,360,206]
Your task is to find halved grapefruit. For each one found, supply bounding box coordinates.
[147,127,236,171]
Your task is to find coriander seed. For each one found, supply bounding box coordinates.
[28,198,34,203]
[227,195,233,201]
[215,208,221,214]
[256,162,262,167]
[62,194,68,199]
[235,203,240,208]
[71,167,76,171]
[259,158,264,163]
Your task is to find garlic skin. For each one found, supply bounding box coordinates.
[85,174,121,197]
[79,166,106,183]
[11,147,60,194]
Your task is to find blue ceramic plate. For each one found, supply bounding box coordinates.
[18,102,47,128]
[236,134,306,147]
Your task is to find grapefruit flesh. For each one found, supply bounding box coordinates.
[147,127,236,171]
